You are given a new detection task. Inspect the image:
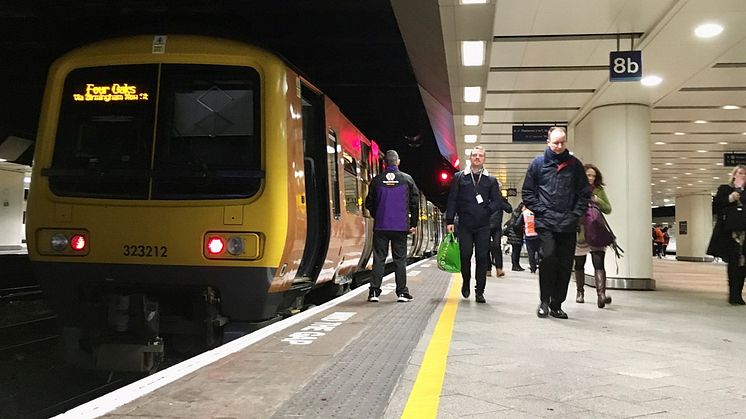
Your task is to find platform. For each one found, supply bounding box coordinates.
[57,256,746,418]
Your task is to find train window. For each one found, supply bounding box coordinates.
[49,64,158,198]
[342,153,360,214]
[46,64,261,200]
[327,130,341,219]
[152,65,261,199]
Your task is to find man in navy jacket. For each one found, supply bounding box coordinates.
[446,146,501,303]
[522,127,591,319]
[365,150,420,302]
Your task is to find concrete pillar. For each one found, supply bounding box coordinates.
[573,104,655,290]
[675,193,714,262]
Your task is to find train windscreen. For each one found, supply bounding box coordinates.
[48,64,261,200]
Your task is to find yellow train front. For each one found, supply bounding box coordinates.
[26,35,415,372]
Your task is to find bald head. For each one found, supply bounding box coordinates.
[547,127,567,154]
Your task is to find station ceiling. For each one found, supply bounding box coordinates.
[2,1,746,209]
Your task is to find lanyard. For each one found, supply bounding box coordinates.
[470,169,482,191]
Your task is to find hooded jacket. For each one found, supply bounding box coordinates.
[521,148,591,233]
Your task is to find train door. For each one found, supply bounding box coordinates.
[357,142,374,270]
[296,86,330,281]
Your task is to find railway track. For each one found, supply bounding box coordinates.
[0,315,59,353]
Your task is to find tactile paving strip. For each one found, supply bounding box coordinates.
[271,266,452,418]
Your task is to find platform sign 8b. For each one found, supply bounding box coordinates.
[610,51,642,82]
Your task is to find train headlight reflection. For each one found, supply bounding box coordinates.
[227,237,244,255]
[50,234,69,251]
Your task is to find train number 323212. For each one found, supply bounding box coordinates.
[123,245,168,257]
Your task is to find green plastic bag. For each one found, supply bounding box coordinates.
[437,232,461,273]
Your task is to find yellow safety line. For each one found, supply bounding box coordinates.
[401,274,461,419]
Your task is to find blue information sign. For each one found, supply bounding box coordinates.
[609,50,642,81]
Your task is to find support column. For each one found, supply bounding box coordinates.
[573,104,655,290]
[675,193,714,262]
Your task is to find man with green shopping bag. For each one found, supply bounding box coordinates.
[445,146,501,303]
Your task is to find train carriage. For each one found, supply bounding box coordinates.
[26,35,442,372]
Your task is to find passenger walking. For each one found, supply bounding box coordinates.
[522,127,591,319]
[505,204,525,271]
[517,205,540,273]
[487,187,512,277]
[661,226,670,257]
[446,146,501,303]
[707,165,746,305]
[573,164,613,308]
[364,150,420,302]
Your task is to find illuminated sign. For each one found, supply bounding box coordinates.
[73,83,149,102]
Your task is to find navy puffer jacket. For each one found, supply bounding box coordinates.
[521,148,591,232]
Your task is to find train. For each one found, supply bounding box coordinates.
[26,35,444,372]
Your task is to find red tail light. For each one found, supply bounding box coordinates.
[70,234,87,251]
[206,237,225,255]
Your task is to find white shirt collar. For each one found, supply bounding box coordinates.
[464,166,489,176]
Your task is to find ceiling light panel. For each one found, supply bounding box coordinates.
[461,41,485,66]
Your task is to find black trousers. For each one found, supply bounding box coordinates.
[726,246,745,302]
[525,238,540,271]
[458,225,491,294]
[489,228,504,269]
[511,243,523,268]
[537,229,577,309]
[370,230,409,295]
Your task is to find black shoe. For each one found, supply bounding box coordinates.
[475,294,486,303]
[537,302,549,318]
[367,288,380,302]
[549,308,568,319]
[512,266,525,272]
[397,292,413,302]
[729,298,746,305]
[461,283,470,298]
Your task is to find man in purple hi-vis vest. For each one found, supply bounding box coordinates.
[364,150,420,302]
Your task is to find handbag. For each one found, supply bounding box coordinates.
[582,204,615,247]
[437,232,461,273]
[722,205,746,232]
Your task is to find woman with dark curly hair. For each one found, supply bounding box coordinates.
[574,164,613,308]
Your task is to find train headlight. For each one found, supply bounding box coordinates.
[50,234,69,251]
[203,232,261,260]
[227,237,244,255]
[206,237,225,255]
[70,234,87,252]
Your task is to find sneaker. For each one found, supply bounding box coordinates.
[397,292,413,302]
[367,288,380,302]
[475,294,486,303]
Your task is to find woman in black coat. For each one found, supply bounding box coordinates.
[488,191,513,277]
[505,203,526,271]
[707,165,746,305]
